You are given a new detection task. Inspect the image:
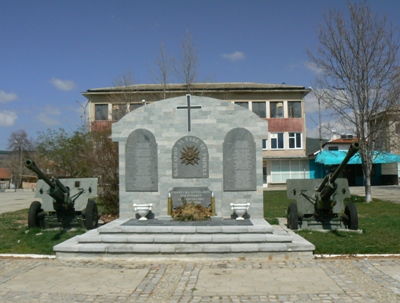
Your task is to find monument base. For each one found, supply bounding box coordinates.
[156,215,174,221]
[54,218,315,260]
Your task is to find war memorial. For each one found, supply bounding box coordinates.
[54,95,314,259]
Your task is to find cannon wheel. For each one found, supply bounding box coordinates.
[28,201,43,229]
[287,203,299,230]
[344,202,358,230]
[85,199,99,230]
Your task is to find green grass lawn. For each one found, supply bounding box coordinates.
[0,191,399,255]
[265,190,400,254]
[0,209,85,255]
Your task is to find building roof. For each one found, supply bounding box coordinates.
[316,150,400,165]
[84,82,311,95]
[0,168,11,179]
[322,135,357,147]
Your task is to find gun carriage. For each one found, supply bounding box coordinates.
[286,142,360,230]
[25,159,99,229]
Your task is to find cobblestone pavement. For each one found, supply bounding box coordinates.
[0,257,399,302]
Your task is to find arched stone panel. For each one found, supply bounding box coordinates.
[172,136,209,178]
[126,129,158,191]
[223,128,256,191]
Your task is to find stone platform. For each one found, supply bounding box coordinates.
[54,218,315,260]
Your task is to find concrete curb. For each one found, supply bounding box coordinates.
[1,253,400,260]
[0,254,56,259]
[314,254,400,259]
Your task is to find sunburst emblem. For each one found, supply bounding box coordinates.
[180,145,200,165]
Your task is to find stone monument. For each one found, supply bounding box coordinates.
[111,95,268,219]
[55,94,315,258]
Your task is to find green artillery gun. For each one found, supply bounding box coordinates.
[25,159,99,230]
[286,142,360,230]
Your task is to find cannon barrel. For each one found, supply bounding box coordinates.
[25,159,55,189]
[330,142,360,182]
[316,142,360,202]
[286,142,360,230]
[25,159,70,203]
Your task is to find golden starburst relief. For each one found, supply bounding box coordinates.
[180,145,200,165]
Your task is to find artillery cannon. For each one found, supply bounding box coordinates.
[25,159,99,229]
[286,142,360,230]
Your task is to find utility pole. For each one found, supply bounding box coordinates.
[318,95,322,153]
[14,140,22,190]
[76,100,89,131]
[310,87,324,153]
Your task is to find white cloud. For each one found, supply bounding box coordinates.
[50,78,76,91]
[307,116,350,140]
[35,105,61,126]
[44,105,61,116]
[0,111,17,126]
[222,51,245,62]
[304,93,318,114]
[0,90,18,103]
[306,125,319,139]
[305,61,323,75]
[36,113,61,126]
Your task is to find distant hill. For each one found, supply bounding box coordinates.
[306,137,328,156]
[0,150,11,163]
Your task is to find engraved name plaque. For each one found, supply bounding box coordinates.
[223,128,256,191]
[126,129,158,192]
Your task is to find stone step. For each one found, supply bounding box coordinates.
[55,241,314,255]
[97,218,275,234]
[77,232,293,244]
[53,218,316,259]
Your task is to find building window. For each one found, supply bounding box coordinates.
[270,102,283,118]
[252,102,266,118]
[271,160,308,183]
[271,133,284,149]
[289,132,302,149]
[95,104,108,121]
[262,139,267,150]
[396,123,400,134]
[288,101,301,118]
[112,104,128,121]
[130,103,144,111]
[235,102,249,109]
[263,160,267,184]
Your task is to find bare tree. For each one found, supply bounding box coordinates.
[308,1,400,202]
[176,29,198,93]
[7,129,34,189]
[108,71,138,121]
[151,41,174,99]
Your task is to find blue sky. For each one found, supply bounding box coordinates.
[1,0,400,150]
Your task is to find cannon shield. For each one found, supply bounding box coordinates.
[286,142,360,230]
[25,159,98,229]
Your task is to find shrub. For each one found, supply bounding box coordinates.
[172,199,212,221]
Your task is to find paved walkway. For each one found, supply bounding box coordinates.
[0,256,399,302]
[1,188,400,302]
[0,190,36,214]
[349,186,400,203]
